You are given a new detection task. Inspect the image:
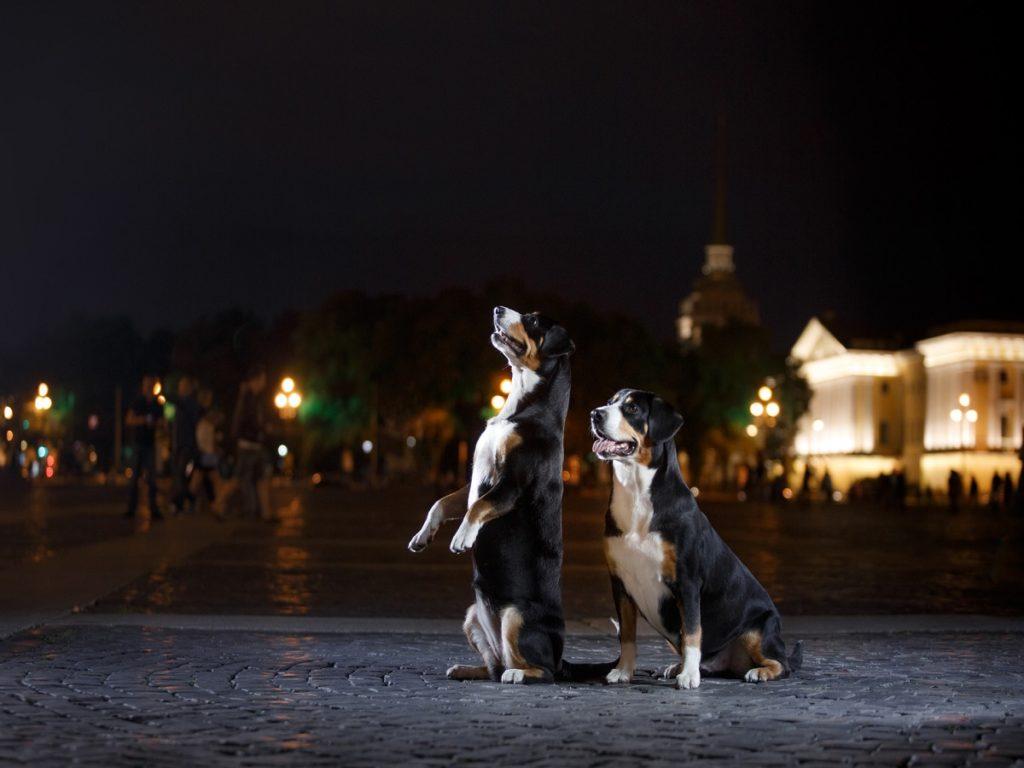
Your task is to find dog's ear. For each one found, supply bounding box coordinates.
[541,325,575,357]
[648,397,684,444]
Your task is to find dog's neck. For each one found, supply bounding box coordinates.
[494,356,570,428]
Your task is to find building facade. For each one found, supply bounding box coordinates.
[791,317,1024,493]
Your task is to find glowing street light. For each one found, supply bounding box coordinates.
[38,382,49,398]
[275,376,302,419]
[34,382,52,412]
[958,392,971,408]
[745,424,758,437]
[966,409,978,423]
[812,419,825,432]
[758,386,773,402]
[765,401,781,418]
[2,405,12,420]
[491,394,506,410]
[749,402,764,417]
[950,408,963,423]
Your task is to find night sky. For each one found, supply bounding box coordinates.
[3,2,1017,352]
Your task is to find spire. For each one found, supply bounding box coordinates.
[711,113,728,245]
[702,114,735,276]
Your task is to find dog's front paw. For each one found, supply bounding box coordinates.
[407,528,432,553]
[676,667,701,690]
[449,521,479,554]
[605,667,632,684]
[662,662,682,679]
[501,668,525,684]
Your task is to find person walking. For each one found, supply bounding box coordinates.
[170,376,202,515]
[947,469,962,513]
[989,471,1003,511]
[193,387,223,516]
[231,367,271,519]
[125,375,165,520]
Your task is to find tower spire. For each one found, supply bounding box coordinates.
[711,113,728,245]
[703,114,734,275]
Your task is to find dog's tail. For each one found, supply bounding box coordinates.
[556,658,618,683]
[787,640,804,673]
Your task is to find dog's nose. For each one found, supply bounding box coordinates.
[590,409,604,425]
[494,306,506,318]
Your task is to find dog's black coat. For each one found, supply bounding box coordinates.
[593,389,802,678]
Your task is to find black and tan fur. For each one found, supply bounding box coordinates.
[408,306,577,684]
[591,389,802,688]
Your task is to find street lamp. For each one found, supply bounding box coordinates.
[34,382,52,412]
[949,392,976,479]
[275,376,302,419]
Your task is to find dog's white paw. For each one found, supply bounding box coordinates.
[449,521,479,554]
[501,668,525,684]
[744,667,772,683]
[662,662,682,679]
[605,667,632,684]
[407,528,432,552]
[676,667,701,690]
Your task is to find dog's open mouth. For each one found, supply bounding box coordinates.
[493,326,526,356]
[592,430,636,458]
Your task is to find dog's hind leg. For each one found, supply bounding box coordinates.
[447,601,502,681]
[499,606,554,684]
[737,629,785,683]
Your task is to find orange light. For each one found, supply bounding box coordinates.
[499,378,513,394]
[287,392,301,408]
[491,395,506,409]
[281,377,295,393]
[274,393,288,408]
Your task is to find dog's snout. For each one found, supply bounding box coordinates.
[494,306,506,318]
[590,409,604,425]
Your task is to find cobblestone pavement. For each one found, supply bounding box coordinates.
[89,485,1024,617]
[2,625,1023,766]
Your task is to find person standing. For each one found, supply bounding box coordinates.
[231,367,271,519]
[193,387,223,516]
[170,376,202,515]
[947,469,962,513]
[125,375,165,520]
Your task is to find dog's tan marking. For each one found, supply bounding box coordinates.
[506,321,541,371]
[617,416,653,465]
[499,606,548,681]
[739,630,784,682]
[661,539,677,583]
[447,664,491,680]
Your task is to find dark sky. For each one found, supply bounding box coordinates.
[2,2,1018,351]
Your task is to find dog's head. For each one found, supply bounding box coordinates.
[590,389,684,464]
[491,306,574,371]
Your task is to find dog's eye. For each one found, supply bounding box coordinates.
[624,403,638,415]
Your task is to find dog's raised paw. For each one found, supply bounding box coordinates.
[676,667,701,690]
[501,669,526,684]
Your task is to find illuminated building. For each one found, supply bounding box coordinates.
[791,317,1024,492]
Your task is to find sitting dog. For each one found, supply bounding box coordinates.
[408,306,576,683]
[590,388,802,689]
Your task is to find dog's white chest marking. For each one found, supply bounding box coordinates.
[606,463,673,635]
[469,420,516,506]
[468,368,538,506]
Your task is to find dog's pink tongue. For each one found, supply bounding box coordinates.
[593,438,609,454]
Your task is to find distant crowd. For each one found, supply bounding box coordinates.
[124,367,274,521]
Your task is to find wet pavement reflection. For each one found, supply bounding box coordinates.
[85,484,1024,618]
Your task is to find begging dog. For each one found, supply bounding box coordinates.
[407,306,577,683]
[590,388,802,689]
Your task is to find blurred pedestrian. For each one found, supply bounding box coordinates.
[894,470,907,511]
[170,376,201,515]
[989,472,1003,511]
[1003,472,1015,512]
[193,387,222,516]
[231,367,271,519]
[821,468,834,504]
[947,469,962,513]
[125,375,164,520]
[968,476,979,508]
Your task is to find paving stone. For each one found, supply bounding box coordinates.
[1,626,1023,765]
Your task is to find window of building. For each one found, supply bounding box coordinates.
[880,381,889,395]
[1002,415,1011,439]
[879,420,889,446]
